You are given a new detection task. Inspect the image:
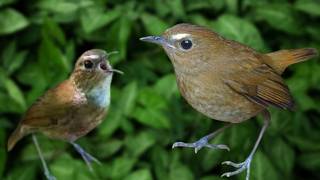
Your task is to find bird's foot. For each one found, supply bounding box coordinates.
[221,155,252,180]
[71,143,101,171]
[44,172,56,180]
[172,136,230,154]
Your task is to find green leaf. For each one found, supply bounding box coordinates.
[0,71,26,112]
[0,8,29,35]
[97,107,123,138]
[51,154,97,180]
[295,0,320,16]
[110,157,136,179]
[213,14,266,51]
[0,0,15,7]
[80,7,121,34]
[137,88,167,110]
[151,147,170,179]
[4,78,26,111]
[38,32,70,84]
[154,74,179,100]
[119,81,138,116]
[266,138,295,176]
[251,151,279,180]
[166,0,186,18]
[141,13,169,35]
[43,18,66,46]
[251,4,302,35]
[38,0,80,14]
[169,164,194,180]
[298,152,320,171]
[124,169,153,180]
[132,107,171,129]
[106,16,132,61]
[287,134,320,152]
[2,42,27,75]
[6,164,37,180]
[95,139,123,158]
[125,131,156,157]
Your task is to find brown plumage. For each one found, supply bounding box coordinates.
[7,49,122,179]
[140,23,318,179]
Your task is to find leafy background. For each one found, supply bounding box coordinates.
[0,0,320,179]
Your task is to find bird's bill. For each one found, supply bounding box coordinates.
[140,36,174,49]
[109,69,124,75]
[140,36,165,45]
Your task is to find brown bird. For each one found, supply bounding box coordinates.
[7,49,122,180]
[140,23,318,179]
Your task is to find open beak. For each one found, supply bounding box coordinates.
[140,36,175,49]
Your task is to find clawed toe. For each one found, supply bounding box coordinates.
[172,138,229,154]
[206,144,230,151]
[221,157,252,180]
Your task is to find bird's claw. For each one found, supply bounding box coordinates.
[172,136,229,154]
[44,171,56,180]
[221,156,252,180]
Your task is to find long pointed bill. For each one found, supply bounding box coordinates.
[140,36,175,49]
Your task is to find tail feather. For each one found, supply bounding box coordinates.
[7,126,24,151]
[265,48,318,74]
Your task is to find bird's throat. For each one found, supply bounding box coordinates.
[86,75,112,108]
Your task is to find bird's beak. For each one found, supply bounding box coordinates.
[140,36,175,49]
[109,69,124,75]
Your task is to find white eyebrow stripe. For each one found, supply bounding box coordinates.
[171,33,190,40]
[83,54,100,60]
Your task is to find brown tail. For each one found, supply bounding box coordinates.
[7,126,24,151]
[265,48,318,74]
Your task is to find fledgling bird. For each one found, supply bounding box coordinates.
[140,24,318,179]
[7,49,123,180]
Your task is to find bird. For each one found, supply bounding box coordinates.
[140,23,318,180]
[7,49,123,180]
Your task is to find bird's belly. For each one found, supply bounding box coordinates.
[179,79,263,123]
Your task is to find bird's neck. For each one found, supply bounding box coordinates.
[85,75,113,108]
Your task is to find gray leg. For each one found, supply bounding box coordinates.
[172,124,231,153]
[221,110,271,180]
[32,134,56,180]
[70,142,101,171]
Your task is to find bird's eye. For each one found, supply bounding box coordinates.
[180,39,193,50]
[84,60,93,69]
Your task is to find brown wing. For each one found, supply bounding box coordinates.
[22,80,78,128]
[222,54,294,110]
[7,80,79,151]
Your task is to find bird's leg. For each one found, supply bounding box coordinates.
[32,134,56,180]
[172,124,232,153]
[70,142,101,171]
[221,110,271,180]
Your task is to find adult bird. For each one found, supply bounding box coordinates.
[140,23,318,179]
[7,49,123,180]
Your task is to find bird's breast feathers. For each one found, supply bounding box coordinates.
[86,75,112,108]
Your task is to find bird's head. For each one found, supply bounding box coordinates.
[71,49,122,93]
[140,23,225,74]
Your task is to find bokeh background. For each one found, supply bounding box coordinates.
[1,0,320,179]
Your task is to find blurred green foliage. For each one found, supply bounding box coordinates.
[0,0,320,179]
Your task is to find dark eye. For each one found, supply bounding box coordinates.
[84,60,93,69]
[180,39,192,50]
